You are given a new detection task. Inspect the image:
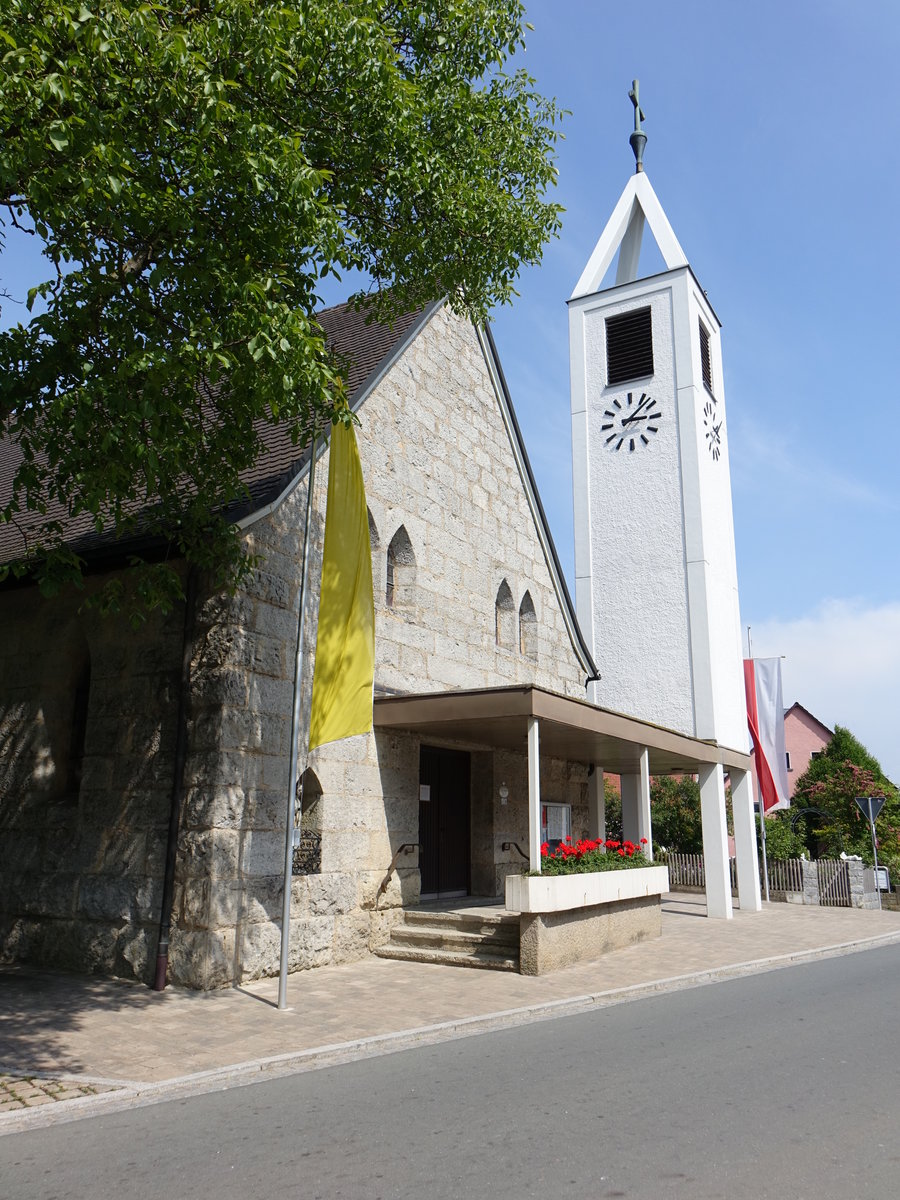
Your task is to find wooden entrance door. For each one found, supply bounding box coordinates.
[419,746,471,898]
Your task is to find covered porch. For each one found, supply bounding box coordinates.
[374,684,760,921]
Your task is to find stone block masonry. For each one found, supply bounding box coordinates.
[0,579,185,983]
[0,306,594,988]
[519,897,662,975]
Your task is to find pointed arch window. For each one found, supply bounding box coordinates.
[293,768,323,875]
[368,508,380,600]
[495,580,515,649]
[386,525,416,608]
[368,509,379,553]
[519,591,538,660]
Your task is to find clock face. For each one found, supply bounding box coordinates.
[601,391,661,453]
[703,399,722,461]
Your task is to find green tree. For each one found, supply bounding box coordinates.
[757,812,806,861]
[603,776,622,841]
[0,1,562,612]
[602,774,704,854]
[650,775,704,854]
[792,725,900,869]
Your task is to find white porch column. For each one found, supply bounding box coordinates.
[528,716,541,872]
[731,767,762,912]
[587,765,605,841]
[638,747,652,858]
[620,773,640,844]
[699,763,733,919]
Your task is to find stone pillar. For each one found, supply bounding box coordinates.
[699,763,733,919]
[528,717,541,872]
[846,858,878,909]
[587,766,605,841]
[731,768,761,912]
[801,858,819,905]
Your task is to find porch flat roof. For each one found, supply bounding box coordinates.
[373,686,752,776]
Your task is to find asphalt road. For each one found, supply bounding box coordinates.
[4,944,900,1200]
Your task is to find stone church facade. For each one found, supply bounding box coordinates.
[0,301,599,988]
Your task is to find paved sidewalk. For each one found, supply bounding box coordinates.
[2,893,900,1132]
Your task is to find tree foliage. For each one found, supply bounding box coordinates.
[649,774,704,854]
[0,1,563,612]
[603,774,704,854]
[792,725,900,869]
[757,812,806,861]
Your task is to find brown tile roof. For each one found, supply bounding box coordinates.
[0,299,428,568]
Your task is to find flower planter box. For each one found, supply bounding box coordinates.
[504,865,670,976]
[505,864,669,913]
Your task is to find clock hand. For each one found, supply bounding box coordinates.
[621,413,652,426]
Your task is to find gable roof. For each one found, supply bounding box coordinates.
[0,298,598,680]
[784,702,834,740]
[475,323,598,681]
[0,300,427,568]
[238,303,599,682]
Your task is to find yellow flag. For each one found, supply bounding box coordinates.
[308,420,375,750]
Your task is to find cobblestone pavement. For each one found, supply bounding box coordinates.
[3,893,900,1125]
[0,1073,121,1112]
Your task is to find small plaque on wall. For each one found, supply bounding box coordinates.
[292,831,322,875]
[419,785,431,803]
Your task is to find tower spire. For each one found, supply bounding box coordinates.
[628,79,647,173]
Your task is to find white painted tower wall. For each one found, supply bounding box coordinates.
[571,265,747,754]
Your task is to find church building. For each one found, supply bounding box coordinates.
[0,98,761,989]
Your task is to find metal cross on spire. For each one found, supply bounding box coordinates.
[628,79,647,173]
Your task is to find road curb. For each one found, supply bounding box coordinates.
[4,927,900,1135]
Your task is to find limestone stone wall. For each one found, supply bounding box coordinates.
[0,579,184,982]
[169,308,592,986]
[358,306,587,700]
[0,306,593,989]
[519,895,662,975]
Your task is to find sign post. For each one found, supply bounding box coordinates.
[855,796,886,910]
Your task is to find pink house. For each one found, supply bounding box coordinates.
[783,703,833,797]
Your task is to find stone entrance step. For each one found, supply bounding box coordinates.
[376,908,520,972]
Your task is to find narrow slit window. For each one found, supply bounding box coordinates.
[699,320,713,393]
[385,546,395,607]
[606,306,653,385]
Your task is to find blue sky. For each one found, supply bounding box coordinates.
[489,0,900,781]
[2,2,898,781]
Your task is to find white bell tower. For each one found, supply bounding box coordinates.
[570,83,760,919]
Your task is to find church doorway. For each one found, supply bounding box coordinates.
[418,745,471,899]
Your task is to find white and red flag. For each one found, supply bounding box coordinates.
[743,657,790,814]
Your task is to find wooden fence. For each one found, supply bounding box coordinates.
[664,852,739,892]
[817,858,851,907]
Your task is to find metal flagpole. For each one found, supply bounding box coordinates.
[868,799,883,911]
[748,626,770,902]
[278,435,318,1011]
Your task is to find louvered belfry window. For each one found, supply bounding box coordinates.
[699,320,713,393]
[606,306,653,385]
